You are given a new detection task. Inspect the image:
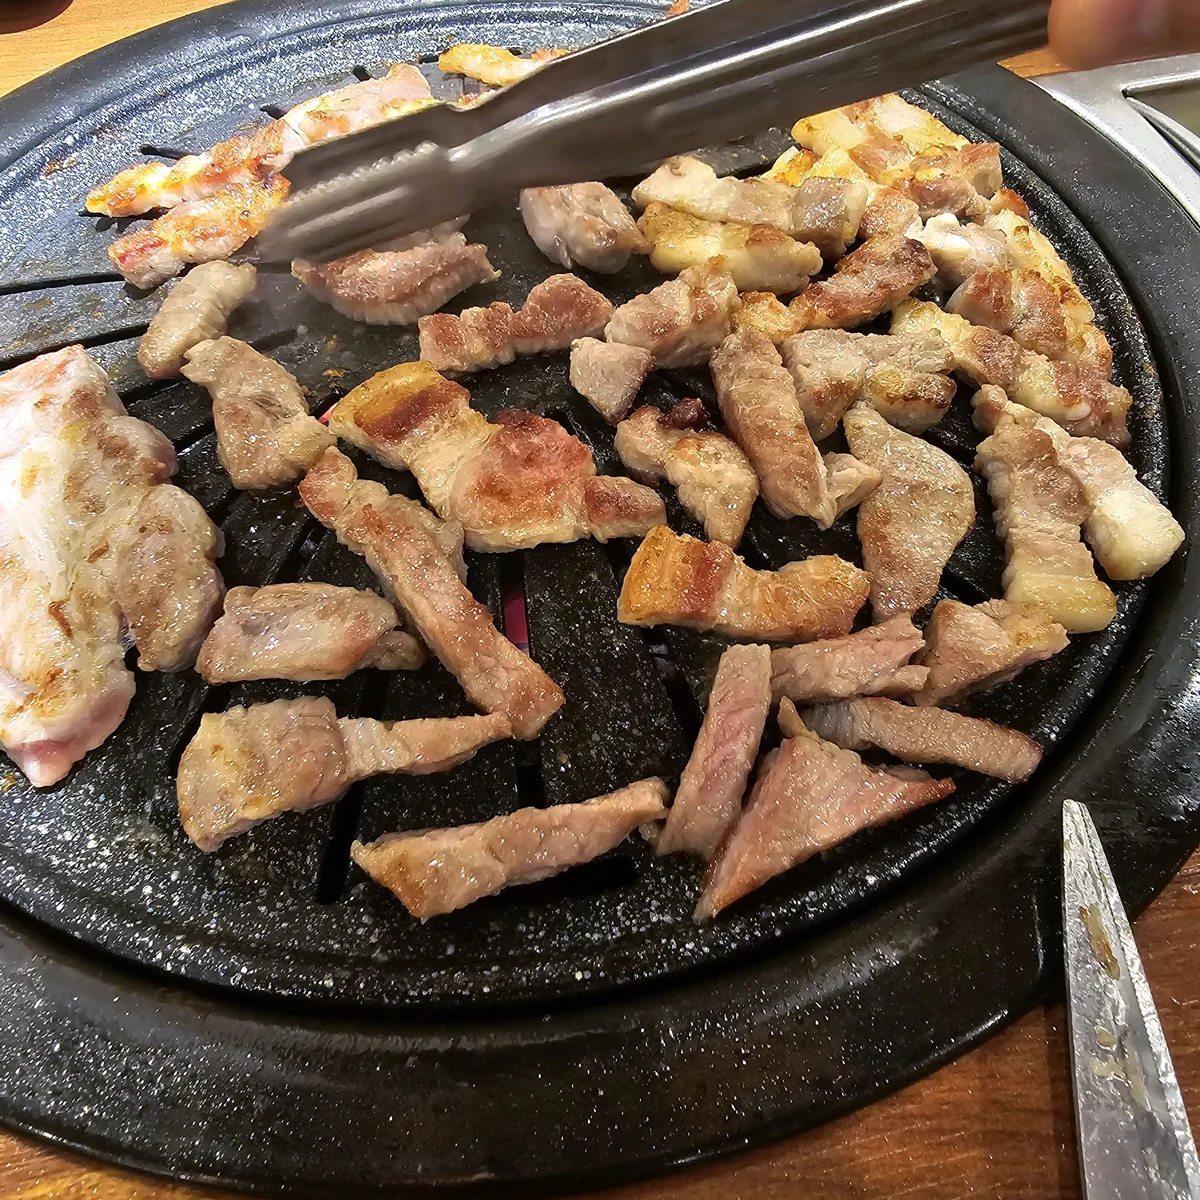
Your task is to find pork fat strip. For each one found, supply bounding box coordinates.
[520,183,649,273]
[294,236,499,325]
[196,583,425,683]
[418,273,612,372]
[138,262,256,379]
[109,177,288,290]
[844,403,974,621]
[974,406,1116,634]
[914,598,1069,707]
[973,386,1183,580]
[181,337,335,489]
[710,327,833,526]
[437,43,568,86]
[658,645,771,859]
[617,525,868,642]
[696,700,954,920]
[299,448,563,737]
[614,400,759,546]
[177,697,510,851]
[632,155,868,257]
[891,299,1131,447]
[638,202,821,293]
[605,260,739,368]
[328,362,663,551]
[770,615,928,704]
[569,338,655,424]
[351,778,667,919]
[917,213,1010,287]
[804,697,1043,782]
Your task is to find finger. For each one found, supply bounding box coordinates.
[1050,0,1200,68]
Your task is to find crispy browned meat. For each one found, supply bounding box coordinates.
[770,615,928,704]
[614,401,758,546]
[617,525,868,642]
[657,645,772,859]
[328,361,663,551]
[418,273,612,372]
[181,337,335,489]
[520,183,649,273]
[844,403,974,620]
[568,337,655,424]
[949,267,1070,361]
[177,697,510,851]
[696,702,954,919]
[437,43,569,86]
[299,448,563,737]
[859,188,922,238]
[196,583,424,683]
[914,598,1069,707]
[804,697,1043,782]
[351,778,669,918]
[138,261,256,379]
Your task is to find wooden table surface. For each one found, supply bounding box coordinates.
[0,3,1188,1197]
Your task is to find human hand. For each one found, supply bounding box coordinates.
[1050,0,1200,68]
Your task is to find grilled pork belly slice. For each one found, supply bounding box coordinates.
[638,203,821,293]
[696,699,954,920]
[972,387,1182,582]
[658,644,771,859]
[181,337,335,489]
[614,401,758,546]
[351,778,667,919]
[804,696,1043,782]
[844,403,973,621]
[891,300,1131,447]
[138,262,256,379]
[109,177,288,290]
[299,449,563,738]
[418,273,612,372]
[793,94,969,160]
[568,338,655,424]
[328,361,663,551]
[196,583,424,683]
[914,598,1069,707]
[177,697,510,851]
[949,267,1072,362]
[605,260,739,368]
[770,615,927,704]
[437,43,568,86]
[710,327,832,525]
[917,213,1011,287]
[975,409,1115,634]
[823,452,882,519]
[520,183,648,273]
[617,525,868,642]
[294,236,499,326]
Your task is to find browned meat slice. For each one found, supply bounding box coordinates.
[949,267,1069,361]
[710,327,833,525]
[916,213,1011,287]
[195,583,425,683]
[137,261,256,379]
[891,300,1131,447]
[770,615,928,703]
[696,702,954,919]
[520,183,649,273]
[859,188,922,239]
[605,261,739,368]
[293,236,498,325]
[299,448,564,737]
[181,337,335,489]
[657,644,772,859]
[328,361,663,551]
[418,273,612,372]
[568,337,655,424]
[732,290,808,345]
[351,778,669,918]
[177,696,510,851]
[823,452,882,519]
[914,598,1069,707]
[804,697,1043,782]
[781,328,956,438]
[110,485,225,672]
[615,400,758,546]
[974,406,1116,634]
[617,525,868,642]
[437,43,569,86]
[844,403,974,620]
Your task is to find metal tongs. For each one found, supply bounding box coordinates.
[1063,799,1200,1199]
[261,0,1051,263]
